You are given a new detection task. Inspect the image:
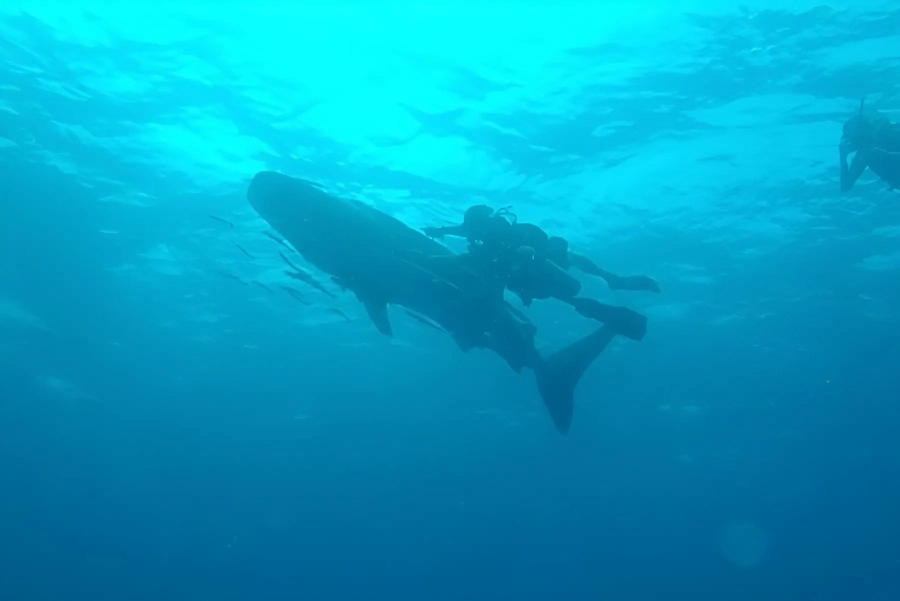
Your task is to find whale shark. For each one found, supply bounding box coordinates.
[247,171,623,434]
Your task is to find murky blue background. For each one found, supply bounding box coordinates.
[2,2,899,599]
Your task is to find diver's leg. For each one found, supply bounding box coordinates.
[510,259,647,339]
[512,258,581,304]
[566,297,647,341]
[477,309,537,375]
[569,253,660,293]
[609,275,661,293]
[568,252,613,279]
[503,301,538,338]
[453,290,539,373]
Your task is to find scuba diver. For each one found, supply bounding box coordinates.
[421,205,655,340]
[422,205,660,295]
[840,98,900,192]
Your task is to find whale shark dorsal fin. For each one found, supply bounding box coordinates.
[363,300,392,336]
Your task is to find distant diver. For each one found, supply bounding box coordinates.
[840,97,900,192]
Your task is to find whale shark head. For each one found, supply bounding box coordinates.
[246,171,376,270]
[247,171,339,231]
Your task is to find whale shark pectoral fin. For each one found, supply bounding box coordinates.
[363,300,393,336]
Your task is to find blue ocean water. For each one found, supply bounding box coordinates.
[2,2,899,599]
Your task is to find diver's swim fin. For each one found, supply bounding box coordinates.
[533,325,617,435]
[569,298,647,341]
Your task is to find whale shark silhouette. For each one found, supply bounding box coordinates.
[247,171,624,434]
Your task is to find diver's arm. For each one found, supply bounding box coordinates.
[421,224,467,239]
[569,252,661,293]
[840,144,867,192]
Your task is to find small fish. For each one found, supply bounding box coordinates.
[217,271,248,285]
[284,270,337,298]
[279,252,337,298]
[236,244,254,259]
[279,285,311,306]
[402,309,444,333]
[251,280,273,293]
[279,252,304,272]
[263,231,295,252]
[209,215,234,228]
[329,308,352,322]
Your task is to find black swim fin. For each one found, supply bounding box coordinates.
[533,325,617,435]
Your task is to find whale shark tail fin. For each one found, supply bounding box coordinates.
[533,325,617,435]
